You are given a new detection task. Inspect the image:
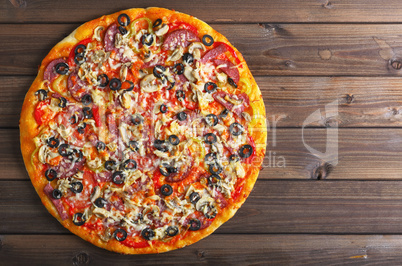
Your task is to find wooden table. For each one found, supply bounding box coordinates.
[2,0,402,264]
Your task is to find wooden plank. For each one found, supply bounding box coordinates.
[2,234,402,264]
[3,24,402,76]
[4,180,402,234]
[9,128,402,180]
[4,0,402,23]
[7,76,402,128]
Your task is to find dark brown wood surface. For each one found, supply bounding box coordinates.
[2,0,402,264]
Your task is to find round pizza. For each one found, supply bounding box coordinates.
[19,7,266,254]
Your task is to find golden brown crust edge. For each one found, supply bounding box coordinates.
[19,7,267,254]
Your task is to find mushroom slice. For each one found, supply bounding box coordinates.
[184,66,196,83]
[140,74,159,92]
[93,26,104,42]
[167,46,184,62]
[188,42,206,53]
[155,24,169,36]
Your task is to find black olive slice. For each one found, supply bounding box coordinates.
[114,228,127,241]
[168,135,180,146]
[205,114,218,127]
[97,74,109,87]
[81,94,92,106]
[55,62,69,75]
[69,149,83,162]
[94,197,107,208]
[204,208,217,219]
[47,137,60,148]
[160,184,173,196]
[209,162,222,175]
[204,133,217,144]
[228,77,238,88]
[153,65,166,79]
[45,169,57,181]
[128,140,139,152]
[204,82,217,94]
[154,139,169,152]
[109,78,122,91]
[219,108,229,118]
[204,152,217,165]
[73,213,86,226]
[142,34,154,46]
[122,159,137,170]
[167,81,175,90]
[69,115,78,124]
[141,228,155,240]
[58,97,67,108]
[83,107,93,119]
[189,219,201,231]
[52,189,62,199]
[153,18,162,28]
[96,141,106,152]
[118,26,128,35]
[239,144,253,158]
[160,104,168,113]
[229,154,240,163]
[177,111,187,121]
[159,163,171,177]
[166,226,179,237]
[35,89,47,101]
[174,63,184,75]
[118,13,130,26]
[77,123,86,134]
[112,171,125,185]
[208,174,221,186]
[124,80,134,91]
[189,192,201,204]
[74,44,86,55]
[70,182,83,194]
[202,35,214,46]
[176,90,185,101]
[58,144,73,157]
[131,114,143,125]
[74,53,86,65]
[229,122,244,136]
[182,53,194,64]
[104,160,117,171]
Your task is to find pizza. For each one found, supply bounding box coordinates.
[19,7,266,254]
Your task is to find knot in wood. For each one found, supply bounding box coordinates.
[322,1,333,9]
[196,250,206,260]
[390,60,402,70]
[345,94,355,104]
[312,162,333,180]
[73,252,90,266]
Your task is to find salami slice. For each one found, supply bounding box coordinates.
[44,58,66,82]
[67,71,89,101]
[214,59,240,84]
[104,24,119,52]
[43,183,69,220]
[213,91,250,116]
[200,44,227,63]
[162,29,200,51]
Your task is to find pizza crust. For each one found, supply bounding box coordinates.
[20,7,267,254]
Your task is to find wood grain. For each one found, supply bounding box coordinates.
[5,180,402,234]
[4,24,402,76]
[7,76,402,128]
[2,234,402,264]
[9,128,402,180]
[4,0,402,23]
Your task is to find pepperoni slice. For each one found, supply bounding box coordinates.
[213,59,240,84]
[67,71,89,101]
[200,44,227,63]
[43,183,69,220]
[162,29,200,51]
[44,58,66,82]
